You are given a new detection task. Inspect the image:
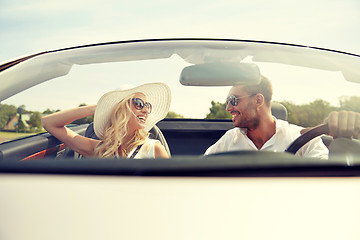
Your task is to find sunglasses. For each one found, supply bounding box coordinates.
[226,94,256,106]
[132,98,152,113]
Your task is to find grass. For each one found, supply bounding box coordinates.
[0,131,37,143]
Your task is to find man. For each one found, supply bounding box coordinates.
[205,76,360,158]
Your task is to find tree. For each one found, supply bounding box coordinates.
[166,111,184,118]
[16,105,27,132]
[279,101,298,124]
[29,112,42,130]
[17,105,26,115]
[43,108,61,114]
[205,101,231,119]
[16,119,26,132]
[0,104,17,129]
[339,96,360,112]
[280,99,334,127]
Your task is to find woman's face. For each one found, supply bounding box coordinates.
[127,92,151,132]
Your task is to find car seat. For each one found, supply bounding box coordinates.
[271,102,288,121]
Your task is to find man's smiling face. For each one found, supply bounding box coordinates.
[226,86,259,130]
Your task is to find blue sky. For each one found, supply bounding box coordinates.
[1,0,360,63]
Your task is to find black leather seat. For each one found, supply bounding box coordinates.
[271,102,288,121]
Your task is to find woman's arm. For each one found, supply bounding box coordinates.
[154,141,169,158]
[41,105,99,157]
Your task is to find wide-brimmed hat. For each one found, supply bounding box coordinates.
[94,82,171,139]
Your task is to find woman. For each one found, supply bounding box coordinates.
[42,82,171,158]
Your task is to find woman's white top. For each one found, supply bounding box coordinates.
[127,138,159,159]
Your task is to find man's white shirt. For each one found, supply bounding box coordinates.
[205,118,329,159]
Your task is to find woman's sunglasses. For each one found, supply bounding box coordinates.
[132,98,152,114]
[226,94,256,106]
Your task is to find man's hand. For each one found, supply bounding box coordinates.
[324,111,360,138]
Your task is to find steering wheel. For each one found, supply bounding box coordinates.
[285,123,329,154]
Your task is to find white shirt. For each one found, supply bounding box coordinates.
[128,138,159,159]
[205,118,329,159]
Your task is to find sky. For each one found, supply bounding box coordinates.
[1,0,360,117]
[1,0,360,62]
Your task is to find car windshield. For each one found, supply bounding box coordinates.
[0,39,359,169]
[2,40,359,120]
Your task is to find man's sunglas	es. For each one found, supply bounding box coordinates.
[226,94,256,106]
[132,98,152,113]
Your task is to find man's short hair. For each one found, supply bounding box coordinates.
[242,75,273,106]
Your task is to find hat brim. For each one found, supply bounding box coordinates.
[94,82,171,139]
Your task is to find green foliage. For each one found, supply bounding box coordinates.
[17,105,26,115]
[17,119,26,132]
[339,96,360,112]
[205,101,231,119]
[43,108,60,114]
[0,104,17,129]
[166,111,184,118]
[29,112,42,129]
[280,99,336,127]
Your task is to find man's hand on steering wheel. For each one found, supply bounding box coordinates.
[324,111,360,139]
[286,111,360,154]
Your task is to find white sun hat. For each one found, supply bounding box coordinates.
[94,82,171,139]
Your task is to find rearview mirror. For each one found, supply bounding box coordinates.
[180,62,261,86]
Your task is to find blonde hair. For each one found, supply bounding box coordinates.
[94,93,149,158]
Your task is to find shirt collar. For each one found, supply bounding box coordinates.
[236,117,281,136]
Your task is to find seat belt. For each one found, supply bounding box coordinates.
[129,144,143,158]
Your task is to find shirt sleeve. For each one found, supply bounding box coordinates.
[204,130,235,156]
[297,136,329,159]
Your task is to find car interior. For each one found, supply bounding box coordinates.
[0,102,289,161]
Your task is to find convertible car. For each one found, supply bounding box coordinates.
[1,39,360,239]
